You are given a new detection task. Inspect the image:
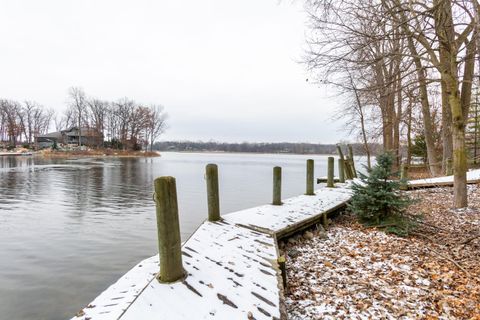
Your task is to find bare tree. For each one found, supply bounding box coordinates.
[145,105,168,152]
[304,0,479,207]
[67,87,87,146]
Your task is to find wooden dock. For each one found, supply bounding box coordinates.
[407,169,480,189]
[71,186,352,320]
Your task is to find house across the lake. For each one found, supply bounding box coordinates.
[35,127,103,148]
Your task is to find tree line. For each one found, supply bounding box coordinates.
[303,0,479,208]
[0,100,54,147]
[154,140,382,155]
[59,87,168,151]
[0,87,168,151]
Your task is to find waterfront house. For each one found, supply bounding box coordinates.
[35,127,103,148]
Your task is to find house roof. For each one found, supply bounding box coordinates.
[36,131,62,139]
[62,127,103,137]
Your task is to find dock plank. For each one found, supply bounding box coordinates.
[225,187,352,236]
[72,256,159,320]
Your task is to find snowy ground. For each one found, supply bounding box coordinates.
[284,186,480,319]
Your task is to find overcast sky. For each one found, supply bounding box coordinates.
[0,0,347,143]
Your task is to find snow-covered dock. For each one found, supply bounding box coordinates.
[408,168,480,189]
[72,185,352,320]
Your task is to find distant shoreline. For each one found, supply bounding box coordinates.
[157,150,370,156]
[153,141,380,156]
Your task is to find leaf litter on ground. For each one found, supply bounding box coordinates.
[283,185,480,319]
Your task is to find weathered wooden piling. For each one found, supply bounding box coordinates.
[337,144,353,180]
[347,145,357,178]
[272,166,282,205]
[322,212,328,230]
[327,157,335,188]
[344,156,354,180]
[153,176,185,283]
[338,158,345,183]
[306,159,315,195]
[206,163,220,221]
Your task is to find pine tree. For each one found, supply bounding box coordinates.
[348,153,411,231]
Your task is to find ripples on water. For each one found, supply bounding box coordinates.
[0,152,367,320]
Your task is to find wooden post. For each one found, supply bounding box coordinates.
[347,145,357,178]
[336,144,349,179]
[345,156,354,180]
[306,159,315,195]
[153,176,185,283]
[272,166,282,205]
[278,256,287,289]
[322,212,328,230]
[327,157,335,188]
[206,163,220,221]
[338,158,345,183]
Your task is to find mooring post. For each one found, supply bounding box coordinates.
[306,159,315,195]
[336,144,349,180]
[153,176,185,283]
[327,157,335,188]
[345,155,354,180]
[206,163,220,221]
[338,158,345,183]
[272,166,282,205]
[347,144,357,178]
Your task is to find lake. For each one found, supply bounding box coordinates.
[0,152,367,320]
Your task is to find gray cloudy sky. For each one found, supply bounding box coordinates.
[0,0,346,143]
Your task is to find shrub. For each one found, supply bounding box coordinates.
[348,152,413,235]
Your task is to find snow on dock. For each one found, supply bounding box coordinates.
[408,168,480,188]
[225,187,352,238]
[72,185,352,320]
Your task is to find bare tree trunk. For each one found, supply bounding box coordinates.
[394,4,440,176]
[434,0,468,207]
[451,94,468,208]
[393,72,402,168]
[406,99,413,166]
[352,83,371,169]
[416,65,440,176]
[441,81,453,173]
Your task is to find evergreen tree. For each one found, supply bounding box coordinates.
[348,153,412,231]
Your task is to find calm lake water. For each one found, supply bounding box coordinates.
[0,152,367,320]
